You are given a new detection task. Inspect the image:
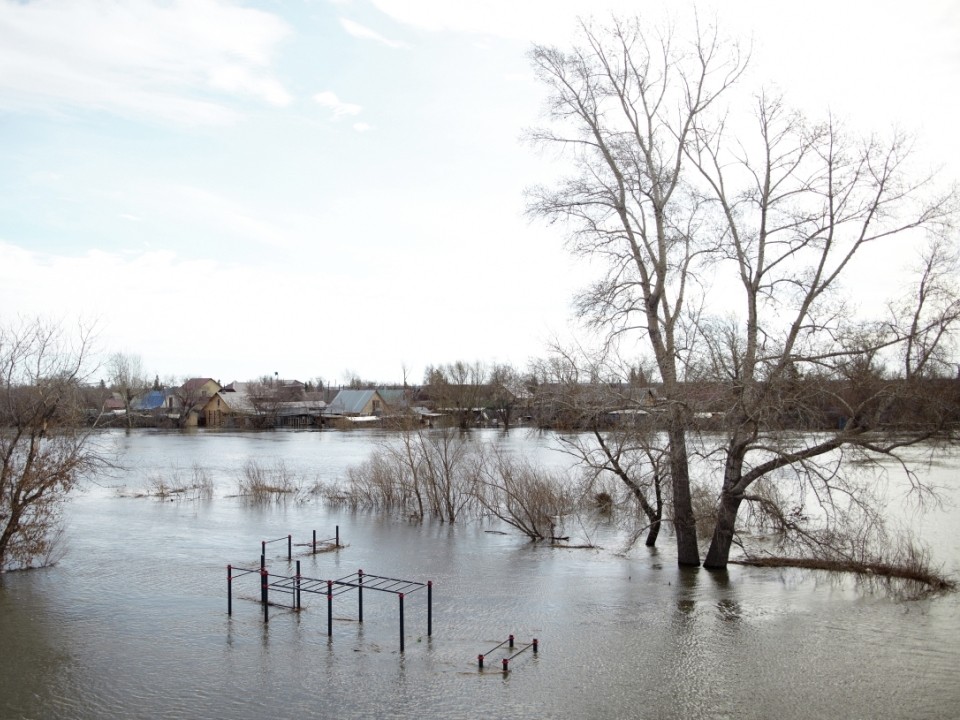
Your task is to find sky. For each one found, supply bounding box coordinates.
[1,0,958,387]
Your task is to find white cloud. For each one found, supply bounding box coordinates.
[314,90,362,118]
[368,0,631,41]
[0,0,292,125]
[353,122,373,133]
[339,17,408,49]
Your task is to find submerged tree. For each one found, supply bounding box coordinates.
[0,318,107,570]
[528,16,958,568]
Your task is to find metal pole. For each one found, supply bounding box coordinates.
[261,540,266,559]
[502,658,509,673]
[533,638,539,653]
[261,569,269,623]
[478,654,484,670]
[358,569,364,624]
[509,634,514,649]
[327,580,333,637]
[335,525,340,547]
[296,560,301,610]
[399,593,405,653]
[227,565,232,616]
[312,529,317,554]
[287,534,292,561]
[260,554,265,570]
[427,581,432,637]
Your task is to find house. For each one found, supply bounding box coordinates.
[132,389,168,412]
[376,387,411,410]
[274,398,327,428]
[103,395,126,414]
[324,389,388,418]
[201,382,327,429]
[170,377,222,426]
[202,383,256,428]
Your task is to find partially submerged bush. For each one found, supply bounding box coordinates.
[148,464,214,501]
[237,459,304,502]
[333,429,480,522]
[475,448,574,541]
[594,492,613,513]
[336,430,578,541]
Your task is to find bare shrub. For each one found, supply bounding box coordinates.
[341,450,410,511]
[690,483,718,544]
[147,463,214,501]
[237,459,302,502]
[312,479,351,506]
[338,428,480,522]
[475,447,574,541]
[594,492,613,513]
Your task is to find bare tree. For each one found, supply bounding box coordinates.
[244,379,283,428]
[528,16,747,564]
[106,351,149,430]
[488,362,523,429]
[0,318,107,570]
[528,16,958,569]
[423,361,489,428]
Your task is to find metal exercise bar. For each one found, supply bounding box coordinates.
[477,636,513,669]
[332,571,427,595]
[306,526,340,552]
[261,535,292,562]
[477,636,539,671]
[329,570,430,642]
[225,565,433,652]
[227,564,263,616]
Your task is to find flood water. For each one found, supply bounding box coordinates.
[1,428,959,720]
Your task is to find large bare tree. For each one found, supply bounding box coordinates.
[0,318,107,570]
[528,16,958,568]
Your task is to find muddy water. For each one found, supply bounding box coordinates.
[1,428,958,720]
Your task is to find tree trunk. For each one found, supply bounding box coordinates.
[703,490,743,569]
[644,519,661,547]
[668,425,700,566]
